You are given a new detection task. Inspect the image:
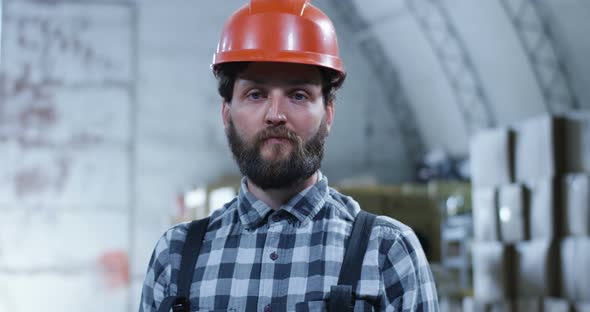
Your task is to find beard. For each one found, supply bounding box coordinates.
[226,118,328,190]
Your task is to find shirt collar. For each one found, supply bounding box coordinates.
[236,172,328,229]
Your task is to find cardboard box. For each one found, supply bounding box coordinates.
[562,237,578,301]
[574,302,590,312]
[515,299,540,312]
[472,242,515,302]
[476,297,569,312]
[461,299,567,312]
[543,298,570,312]
[515,297,569,312]
[473,187,500,241]
[514,240,559,297]
[561,237,590,301]
[475,297,572,312]
[498,184,528,242]
[439,297,462,312]
[462,297,488,312]
[579,239,590,301]
[514,115,566,181]
[564,112,590,172]
[471,128,514,187]
[564,173,590,236]
[525,178,563,239]
[338,186,442,261]
[489,301,515,312]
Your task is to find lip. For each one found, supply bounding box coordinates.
[264,137,290,144]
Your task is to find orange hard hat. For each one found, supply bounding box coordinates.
[212,0,345,79]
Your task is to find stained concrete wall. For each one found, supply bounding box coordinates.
[0,1,133,311]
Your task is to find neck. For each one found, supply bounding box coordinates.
[246,172,319,210]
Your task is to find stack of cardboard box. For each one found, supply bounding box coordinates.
[467,114,590,311]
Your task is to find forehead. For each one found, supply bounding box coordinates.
[236,62,323,85]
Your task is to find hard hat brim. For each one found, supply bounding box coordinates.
[212,49,344,76]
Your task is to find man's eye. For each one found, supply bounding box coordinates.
[292,92,308,101]
[247,91,262,100]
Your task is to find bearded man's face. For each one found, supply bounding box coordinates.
[226,118,328,190]
[221,62,334,190]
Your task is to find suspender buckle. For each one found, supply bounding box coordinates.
[172,297,190,312]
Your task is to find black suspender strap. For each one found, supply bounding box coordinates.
[337,211,377,286]
[158,212,374,312]
[329,210,377,312]
[175,217,210,312]
[157,217,210,312]
[329,285,353,312]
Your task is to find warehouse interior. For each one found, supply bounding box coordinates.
[0,0,589,311]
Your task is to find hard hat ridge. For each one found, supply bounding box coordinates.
[249,0,310,16]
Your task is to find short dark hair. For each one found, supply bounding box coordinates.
[213,62,345,106]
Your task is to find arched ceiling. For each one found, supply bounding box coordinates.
[326,0,590,156]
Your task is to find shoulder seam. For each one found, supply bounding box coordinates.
[372,217,414,236]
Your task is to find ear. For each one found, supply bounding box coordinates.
[222,101,231,131]
[325,100,335,133]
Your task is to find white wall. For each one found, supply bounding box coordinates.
[350,0,590,155]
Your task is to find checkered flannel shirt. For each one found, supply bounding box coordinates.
[139,173,439,311]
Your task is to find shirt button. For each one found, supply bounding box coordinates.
[270,252,278,261]
[264,304,272,312]
[271,215,281,222]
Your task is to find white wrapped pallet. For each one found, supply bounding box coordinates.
[514,240,559,297]
[473,187,500,241]
[525,178,562,239]
[472,242,514,302]
[514,115,566,181]
[563,174,590,236]
[498,184,528,242]
[470,128,514,188]
[561,237,590,301]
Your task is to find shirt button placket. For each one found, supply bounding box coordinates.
[260,220,282,310]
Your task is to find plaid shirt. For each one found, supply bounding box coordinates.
[140,173,439,311]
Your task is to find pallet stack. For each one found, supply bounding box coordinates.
[467,114,590,312]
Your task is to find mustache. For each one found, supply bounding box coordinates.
[254,126,300,145]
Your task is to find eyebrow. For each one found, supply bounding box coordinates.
[242,78,321,86]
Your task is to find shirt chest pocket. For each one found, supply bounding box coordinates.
[294,300,375,312]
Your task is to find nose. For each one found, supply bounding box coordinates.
[264,94,287,126]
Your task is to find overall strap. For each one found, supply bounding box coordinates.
[329,210,377,312]
[157,217,210,312]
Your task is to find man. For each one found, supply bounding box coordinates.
[140,0,438,311]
